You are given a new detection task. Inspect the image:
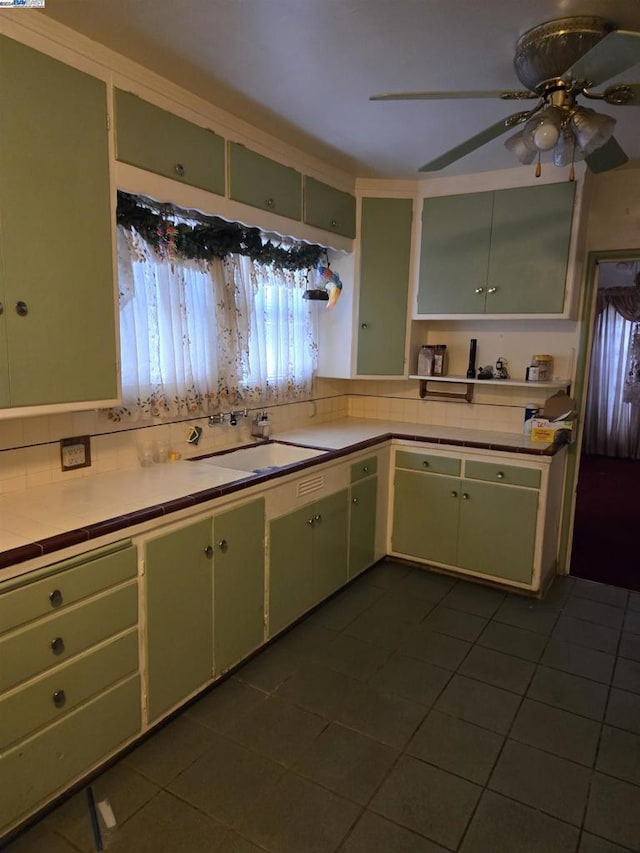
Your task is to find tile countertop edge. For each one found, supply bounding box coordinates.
[0,421,561,576]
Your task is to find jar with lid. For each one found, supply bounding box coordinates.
[531,354,553,381]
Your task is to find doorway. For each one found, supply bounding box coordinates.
[569,257,640,592]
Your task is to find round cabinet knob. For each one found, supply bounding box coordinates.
[462,493,470,501]
[330,219,337,227]
[474,287,484,295]
[361,323,368,330]
[266,198,275,208]
[203,545,213,558]
[0,302,3,315]
[314,514,322,522]
[307,518,315,526]
[53,689,66,708]
[362,465,369,473]
[422,460,430,468]
[496,471,505,479]
[450,491,458,498]
[488,287,497,294]
[15,301,28,317]
[352,497,359,504]
[50,637,65,655]
[49,589,63,608]
[174,163,185,177]
[218,539,228,552]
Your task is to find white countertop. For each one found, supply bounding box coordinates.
[0,417,553,570]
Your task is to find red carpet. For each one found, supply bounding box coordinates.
[570,454,640,592]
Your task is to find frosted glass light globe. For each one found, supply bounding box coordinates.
[533,121,560,150]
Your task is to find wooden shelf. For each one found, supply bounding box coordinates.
[409,375,571,403]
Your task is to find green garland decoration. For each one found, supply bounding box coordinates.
[116,191,324,271]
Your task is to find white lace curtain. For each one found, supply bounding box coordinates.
[112,226,317,421]
[584,292,640,458]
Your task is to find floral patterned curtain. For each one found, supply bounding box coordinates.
[110,226,317,421]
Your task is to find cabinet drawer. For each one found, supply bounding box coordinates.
[229,142,302,219]
[350,456,377,483]
[464,460,541,489]
[1,630,138,748]
[0,675,140,834]
[395,450,461,476]
[0,583,138,692]
[304,177,356,238]
[0,543,136,635]
[114,89,225,194]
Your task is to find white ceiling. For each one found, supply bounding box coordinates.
[42,0,640,179]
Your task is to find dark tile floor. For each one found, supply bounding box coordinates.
[5,561,640,853]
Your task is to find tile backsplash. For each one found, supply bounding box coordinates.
[0,376,545,494]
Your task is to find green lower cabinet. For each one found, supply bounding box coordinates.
[268,489,348,637]
[349,477,378,578]
[269,505,315,637]
[145,518,213,723]
[457,481,538,584]
[312,490,349,601]
[392,469,459,566]
[213,499,265,676]
[392,466,539,585]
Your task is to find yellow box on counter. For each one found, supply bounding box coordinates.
[531,418,575,444]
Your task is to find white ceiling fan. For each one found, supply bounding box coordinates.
[371,16,640,175]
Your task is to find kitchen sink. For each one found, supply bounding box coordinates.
[197,441,327,473]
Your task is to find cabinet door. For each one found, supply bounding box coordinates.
[313,489,349,602]
[304,177,356,238]
[213,499,265,676]
[357,197,413,375]
[457,481,538,583]
[418,192,493,314]
[392,469,459,565]
[145,518,213,722]
[114,89,225,195]
[0,36,117,408]
[269,506,314,636]
[229,143,302,219]
[487,182,575,313]
[349,477,377,578]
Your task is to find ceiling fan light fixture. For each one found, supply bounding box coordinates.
[504,129,537,164]
[552,129,585,166]
[524,105,563,151]
[571,107,617,155]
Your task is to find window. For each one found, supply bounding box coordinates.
[113,226,317,421]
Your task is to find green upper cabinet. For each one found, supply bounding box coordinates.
[228,142,302,220]
[114,89,225,195]
[212,498,265,677]
[0,36,117,409]
[417,181,576,316]
[304,177,356,238]
[357,197,413,376]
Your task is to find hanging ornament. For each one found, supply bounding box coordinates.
[156,221,178,261]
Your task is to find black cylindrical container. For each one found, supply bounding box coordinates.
[467,339,477,379]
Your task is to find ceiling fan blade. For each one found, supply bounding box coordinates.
[585,137,629,173]
[604,82,640,105]
[562,30,640,87]
[419,115,523,172]
[370,89,535,101]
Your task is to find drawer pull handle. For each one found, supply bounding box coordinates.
[352,497,359,504]
[496,472,505,479]
[203,545,213,558]
[53,690,66,708]
[49,589,63,608]
[450,491,458,498]
[51,637,65,655]
[266,197,275,208]
[175,163,185,177]
[218,539,228,552]
[422,460,430,468]
[362,465,369,473]
[462,493,470,501]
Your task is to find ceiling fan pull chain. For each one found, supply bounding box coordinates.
[535,151,542,178]
[569,137,577,182]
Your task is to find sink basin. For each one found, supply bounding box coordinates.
[198,442,327,473]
